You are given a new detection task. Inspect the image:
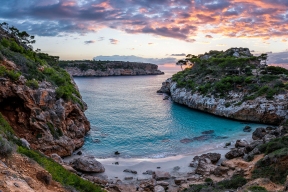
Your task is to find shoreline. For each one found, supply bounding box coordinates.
[64,140,237,181]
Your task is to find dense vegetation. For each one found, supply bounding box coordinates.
[173,48,288,101]
[0,23,82,107]
[252,136,288,184]
[183,175,248,192]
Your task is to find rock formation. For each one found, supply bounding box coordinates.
[158,48,288,125]
[61,61,164,77]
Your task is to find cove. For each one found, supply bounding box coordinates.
[74,71,267,159]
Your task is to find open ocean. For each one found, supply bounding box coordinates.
[74,70,266,159]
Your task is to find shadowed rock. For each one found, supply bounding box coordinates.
[71,156,105,173]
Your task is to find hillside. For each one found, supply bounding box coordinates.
[59,60,164,76]
[0,23,104,192]
[159,48,288,124]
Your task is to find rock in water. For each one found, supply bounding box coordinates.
[201,130,215,134]
[114,151,120,155]
[243,126,252,132]
[71,156,105,173]
[123,169,137,174]
[180,138,193,143]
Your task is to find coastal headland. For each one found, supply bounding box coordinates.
[60,60,164,77]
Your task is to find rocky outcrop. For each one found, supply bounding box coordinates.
[62,61,164,77]
[70,156,105,173]
[159,79,287,125]
[0,64,90,157]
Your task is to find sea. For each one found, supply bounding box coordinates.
[74,70,267,159]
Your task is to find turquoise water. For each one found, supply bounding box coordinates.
[74,71,266,158]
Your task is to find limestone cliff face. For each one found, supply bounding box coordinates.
[0,63,90,157]
[62,61,164,76]
[160,79,287,125]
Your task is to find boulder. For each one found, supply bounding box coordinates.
[50,153,63,164]
[124,177,133,180]
[195,158,217,176]
[213,166,230,177]
[154,185,165,192]
[244,140,263,153]
[174,177,186,185]
[252,128,267,140]
[36,171,52,185]
[143,170,154,175]
[153,171,171,181]
[225,148,245,159]
[235,140,248,148]
[156,181,169,187]
[123,169,137,174]
[193,153,221,164]
[71,156,105,173]
[20,138,30,149]
[243,126,252,132]
[263,134,276,143]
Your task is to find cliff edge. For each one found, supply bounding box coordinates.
[159,48,288,125]
[60,60,164,77]
[0,25,90,157]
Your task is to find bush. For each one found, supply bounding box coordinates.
[217,175,247,189]
[18,147,103,192]
[25,79,39,89]
[248,186,268,192]
[0,135,14,157]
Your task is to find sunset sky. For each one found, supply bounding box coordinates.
[1,0,288,69]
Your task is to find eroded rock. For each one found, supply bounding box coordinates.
[71,156,105,173]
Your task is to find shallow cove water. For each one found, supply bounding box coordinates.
[74,71,266,159]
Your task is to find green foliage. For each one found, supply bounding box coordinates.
[260,75,279,83]
[0,135,14,157]
[0,113,14,137]
[216,175,247,189]
[252,136,288,184]
[25,79,39,89]
[1,38,10,47]
[47,122,63,139]
[17,147,103,192]
[247,186,268,192]
[0,66,21,81]
[266,66,288,75]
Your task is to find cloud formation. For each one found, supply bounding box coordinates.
[84,40,95,45]
[171,53,186,56]
[94,55,177,65]
[1,0,288,41]
[268,51,288,65]
[109,38,118,44]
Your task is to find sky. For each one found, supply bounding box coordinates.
[1,0,288,70]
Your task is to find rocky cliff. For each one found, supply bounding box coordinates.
[0,27,90,157]
[159,48,288,125]
[60,61,164,76]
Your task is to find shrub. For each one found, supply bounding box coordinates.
[0,135,14,157]
[6,70,21,81]
[248,186,268,192]
[1,38,11,47]
[217,175,247,189]
[25,79,39,89]
[18,147,103,192]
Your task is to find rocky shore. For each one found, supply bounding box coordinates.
[60,61,164,77]
[59,124,288,192]
[158,79,288,125]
